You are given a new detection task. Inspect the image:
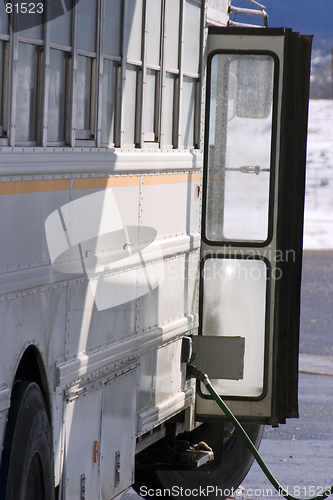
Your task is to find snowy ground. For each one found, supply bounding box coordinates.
[303,99,333,249]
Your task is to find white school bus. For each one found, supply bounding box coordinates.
[0,0,312,499]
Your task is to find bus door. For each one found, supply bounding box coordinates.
[195,28,312,426]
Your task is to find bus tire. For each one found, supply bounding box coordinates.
[0,381,54,500]
[134,422,263,499]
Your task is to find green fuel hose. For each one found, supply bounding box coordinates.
[187,363,333,500]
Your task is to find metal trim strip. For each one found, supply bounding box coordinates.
[55,316,198,389]
[0,242,200,297]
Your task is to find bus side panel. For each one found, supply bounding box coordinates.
[63,387,102,499]
[0,189,70,270]
[100,369,137,499]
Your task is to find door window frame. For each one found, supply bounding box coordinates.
[202,49,280,248]
[198,253,271,401]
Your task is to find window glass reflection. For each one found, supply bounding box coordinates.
[48,49,67,143]
[16,43,38,143]
[206,54,274,243]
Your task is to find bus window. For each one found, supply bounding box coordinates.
[124,0,143,63]
[0,1,9,35]
[0,40,9,143]
[48,49,69,144]
[101,0,122,147]
[16,43,41,145]
[17,5,44,39]
[104,0,122,58]
[75,0,97,143]
[76,55,96,141]
[122,64,138,147]
[49,0,72,46]
[179,0,201,149]
[163,0,180,148]
[183,0,201,75]
[144,0,162,144]
[47,1,73,146]
[2,0,203,150]
[101,59,116,147]
[122,0,143,147]
[162,72,176,148]
[144,68,158,143]
[77,0,97,53]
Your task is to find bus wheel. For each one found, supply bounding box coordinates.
[0,381,54,500]
[134,422,263,499]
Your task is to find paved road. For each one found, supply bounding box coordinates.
[239,371,333,499]
[123,251,333,500]
[299,251,333,356]
[239,250,333,499]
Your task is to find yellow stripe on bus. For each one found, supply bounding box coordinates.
[0,179,70,195]
[0,173,201,195]
[74,173,201,189]
[74,176,141,190]
[142,173,201,185]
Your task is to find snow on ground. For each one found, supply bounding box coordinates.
[303,99,333,249]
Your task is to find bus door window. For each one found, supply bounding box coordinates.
[206,53,275,243]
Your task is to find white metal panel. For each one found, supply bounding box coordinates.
[60,189,123,248]
[0,287,67,388]
[155,339,184,402]
[137,350,156,411]
[137,339,196,435]
[0,152,204,492]
[100,369,137,499]
[55,316,196,391]
[136,251,200,331]
[137,340,186,415]
[140,179,201,237]
[0,189,70,269]
[57,183,141,356]
[64,279,137,358]
[63,388,102,499]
